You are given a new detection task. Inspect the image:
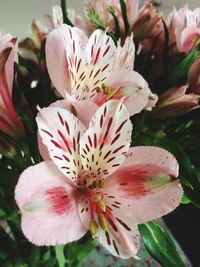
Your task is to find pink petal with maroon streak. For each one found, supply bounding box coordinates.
[15,161,86,246]
[46,25,72,97]
[36,106,85,185]
[104,146,183,224]
[98,206,140,258]
[80,101,132,181]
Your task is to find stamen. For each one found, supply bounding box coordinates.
[98,213,107,231]
[98,179,105,188]
[91,193,102,201]
[89,220,99,239]
[98,200,106,212]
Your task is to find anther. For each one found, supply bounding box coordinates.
[98,213,107,231]
[89,220,99,239]
[98,200,106,212]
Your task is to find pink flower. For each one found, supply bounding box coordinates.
[155,85,200,117]
[46,24,154,117]
[15,100,183,257]
[167,5,200,54]
[0,34,24,139]
[85,0,163,46]
[188,58,200,94]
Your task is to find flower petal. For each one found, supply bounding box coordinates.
[98,207,140,258]
[104,146,183,224]
[71,29,116,100]
[106,70,150,115]
[80,100,132,180]
[46,26,71,97]
[113,35,135,71]
[15,161,87,246]
[36,106,85,185]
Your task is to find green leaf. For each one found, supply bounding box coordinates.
[0,227,15,260]
[139,221,186,267]
[181,194,191,204]
[167,43,200,87]
[119,0,129,34]
[55,245,66,267]
[60,0,73,26]
[109,7,120,40]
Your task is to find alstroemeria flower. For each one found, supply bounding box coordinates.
[19,5,87,63]
[167,6,200,54]
[0,33,24,139]
[155,85,200,117]
[15,100,183,258]
[46,24,153,117]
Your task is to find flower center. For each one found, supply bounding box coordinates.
[78,178,108,239]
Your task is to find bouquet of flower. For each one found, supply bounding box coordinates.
[0,0,199,266]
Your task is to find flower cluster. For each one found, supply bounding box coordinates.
[0,1,199,266]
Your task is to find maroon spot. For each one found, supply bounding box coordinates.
[81,208,84,213]
[112,204,120,209]
[54,156,63,160]
[79,72,85,80]
[65,121,70,135]
[51,140,62,149]
[73,137,76,150]
[113,240,120,255]
[103,117,113,140]
[101,64,109,72]
[94,47,100,65]
[102,45,110,57]
[116,217,131,231]
[107,157,115,163]
[89,69,94,78]
[106,37,109,45]
[94,133,97,148]
[41,129,53,138]
[105,231,111,246]
[69,29,72,39]
[91,45,94,58]
[77,132,81,144]
[93,68,101,79]
[112,164,120,167]
[100,115,104,128]
[88,135,93,147]
[57,130,72,154]
[76,59,81,72]
[113,145,125,154]
[115,120,127,134]
[111,133,120,145]
[103,106,107,117]
[107,195,115,198]
[63,155,70,162]
[108,219,118,232]
[57,112,64,126]
[86,144,90,152]
[103,150,111,160]
[94,80,100,86]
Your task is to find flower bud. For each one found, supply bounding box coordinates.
[155,85,200,117]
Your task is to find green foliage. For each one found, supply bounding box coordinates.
[139,221,186,267]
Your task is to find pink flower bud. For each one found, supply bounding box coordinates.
[0,34,25,139]
[188,58,200,94]
[167,6,200,54]
[155,85,200,117]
